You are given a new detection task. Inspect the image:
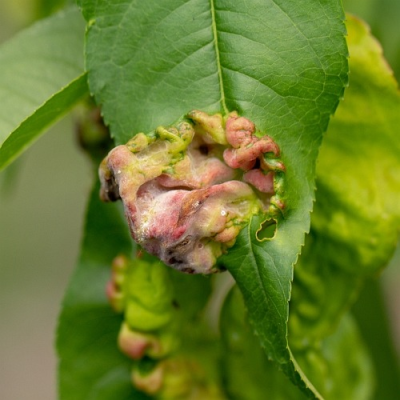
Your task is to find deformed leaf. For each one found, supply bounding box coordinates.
[57,180,215,399]
[220,287,306,400]
[57,182,148,400]
[79,0,348,396]
[0,7,87,170]
[294,313,374,400]
[313,15,400,276]
[221,286,374,400]
[289,231,362,345]
[219,217,323,398]
[289,15,400,348]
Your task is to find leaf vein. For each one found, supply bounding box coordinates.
[210,0,228,114]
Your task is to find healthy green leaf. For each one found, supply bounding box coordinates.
[57,181,149,400]
[289,15,400,348]
[0,7,87,170]
[0,75,88,170]
[79,0,348,396]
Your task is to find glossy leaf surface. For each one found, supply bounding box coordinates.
[0,7,87,170]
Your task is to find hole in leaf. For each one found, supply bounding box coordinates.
[256,219,277,241]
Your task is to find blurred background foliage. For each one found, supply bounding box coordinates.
[0,0,399,399]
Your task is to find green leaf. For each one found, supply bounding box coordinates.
[0,7,87,171]
[221,286,374,400]
[289,15,400,350]
[219,217,323,398]
[289,231,362,345]
[57,178,218,399]
[313,15,400,275]
[220,287,305,400]
[79,0,348,396]
[294,313,374,400]
[57,181,148,400]
[80,0,349,143]
[0,75,88,170]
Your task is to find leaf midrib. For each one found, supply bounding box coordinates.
[210,0,228,114]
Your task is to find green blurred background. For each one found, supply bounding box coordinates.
[0,0,399,399]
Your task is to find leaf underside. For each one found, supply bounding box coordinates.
[69,0,348,397]
[0,6,87,171]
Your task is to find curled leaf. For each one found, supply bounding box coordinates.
[100,111,285,274]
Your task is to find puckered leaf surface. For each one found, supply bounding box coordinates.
[290,15,400,350]
[57,180,215,399]
[57,182,149,400]
[313,15,400,275]
[77,0,348,397]
[220,287,374,400]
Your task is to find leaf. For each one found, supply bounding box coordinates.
[57,179,215,399]
[0,75,88,170]
[79,0,348,396]
[220,286,374,400]
[220,287,306,400]
[289,15,400,348]
[289,231,362,345]
[0,7,87,171]
[57,181,149,400]
[294,313,375,400]
[313,15,400,275]
[219,217,323,397]
[344,0,400,79]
